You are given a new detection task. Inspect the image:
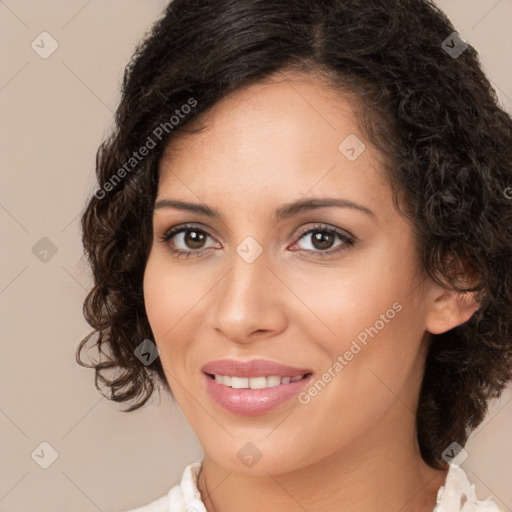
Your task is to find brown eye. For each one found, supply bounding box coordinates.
[292,224,355,257]
[160,224,220,258]
[181,229,207,249]
[310,230,336,250]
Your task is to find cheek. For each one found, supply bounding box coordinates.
[288,249,409,346]
[143,256,172,337]
[143,249,205,332]
[142,250,221,388]
[292,244,425,391]
[313,298,425,428]
[143,254,195,396]
[143,252,193,352]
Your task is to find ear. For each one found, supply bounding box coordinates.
[424,249,482,335]
[425,286,480,335]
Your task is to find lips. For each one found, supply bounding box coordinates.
[201,358,313,415]
[202,358,311,378]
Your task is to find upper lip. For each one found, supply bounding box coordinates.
[201,358,312,378]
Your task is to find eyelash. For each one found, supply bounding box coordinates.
[158,223,355,259]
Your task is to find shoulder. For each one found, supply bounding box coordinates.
[119,461,206,512]
[434,465,503,512]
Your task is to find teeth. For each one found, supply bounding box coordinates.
[266,376,281,387]
[231,377,249,389]
[249,376,267,389]
[212,374,305,389]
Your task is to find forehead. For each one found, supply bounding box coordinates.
[157,73,391,211]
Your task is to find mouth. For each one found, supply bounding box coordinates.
[201,359,314,415]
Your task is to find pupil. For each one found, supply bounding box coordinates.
[186,230,205,249]
[313,231,333,250]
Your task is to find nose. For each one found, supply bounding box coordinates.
[210,248,288,345]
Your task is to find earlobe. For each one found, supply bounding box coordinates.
[425,288,480,335]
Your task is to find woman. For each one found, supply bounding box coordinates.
[77,0,512,510]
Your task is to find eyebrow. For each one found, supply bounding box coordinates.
[154,197,376,221]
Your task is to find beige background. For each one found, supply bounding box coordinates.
[0,1,511,511]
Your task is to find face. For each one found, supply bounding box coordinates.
[143,72,438,476]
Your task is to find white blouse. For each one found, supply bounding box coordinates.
[121,460,502,512]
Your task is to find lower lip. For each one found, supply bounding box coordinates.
[203,373,313,415]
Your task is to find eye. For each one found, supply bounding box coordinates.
[290,224,355,257]
[159,223,220,258]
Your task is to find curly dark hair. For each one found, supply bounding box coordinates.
[77,0,512,469]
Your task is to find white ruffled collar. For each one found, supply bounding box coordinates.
[433,464,502,511]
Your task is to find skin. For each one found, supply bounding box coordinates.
[143,71,479,512]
